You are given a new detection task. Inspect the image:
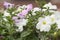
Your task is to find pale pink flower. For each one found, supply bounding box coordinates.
[26,4,33,11]
[3,1,14,9]
[17,10,28,18]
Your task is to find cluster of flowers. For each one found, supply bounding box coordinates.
[3,1,60,32]
[1,1,60,40]
[36,11,60,32]
[3,1,33,32]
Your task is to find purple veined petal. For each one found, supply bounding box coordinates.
[17,10,28,18]
[26,4,33,11]
[3,1,14,9]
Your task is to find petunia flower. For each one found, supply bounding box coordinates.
[17,10,28,18]
[54,11,60,20]
[12,16,20,23]
[32,7,41,15]
[17,4,33,18]
[3,1,14,9]
[12,16,28,32]
[26,4,33,11]
[43,2,57,9]
[36,17,51,32]
[56,20,60,29]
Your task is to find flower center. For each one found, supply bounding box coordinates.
[42,21,46,25]
[51,18,54,22]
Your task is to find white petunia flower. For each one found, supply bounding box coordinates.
[44,16,51,24]
[40,24,50,32]
[50,14,56,24]
[33,7,41,12]
[32,7,41,15]
[36,17,51,32]
[44,15,56,24]
[56,20,60,29]
[4,10,11,17]
[54,11,60,20]
[43,2,57,9]
[15,19,28,32]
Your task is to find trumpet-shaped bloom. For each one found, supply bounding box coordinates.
[36,17,51,32]
[44,15,56,24]
[3,1,14,9]
[15,19,28,32]
[12,16,28,32]
[17,4,33,18]
[43,2,57,9]
[26,4,33,11]
[50,14,56,24]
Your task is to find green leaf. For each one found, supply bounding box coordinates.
[21,30,32,37]
[22,33,39,40]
